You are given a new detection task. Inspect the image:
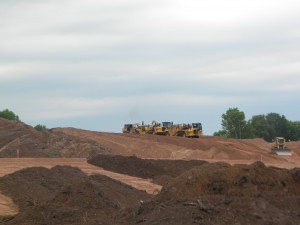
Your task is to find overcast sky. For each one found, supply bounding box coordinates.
[1,0,300,135]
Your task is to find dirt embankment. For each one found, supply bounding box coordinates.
[1,155,300,225]
[116,161,300,225]
[0,166,151,225]
[88,154,207,185]
[0,118,110,157]
[54,127,300,168]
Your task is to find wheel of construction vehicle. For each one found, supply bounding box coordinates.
[165,132,170,136]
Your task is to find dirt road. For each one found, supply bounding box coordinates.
[0,158,162,216]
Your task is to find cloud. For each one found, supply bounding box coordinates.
[0,93,243,121]
[0,0,300,133]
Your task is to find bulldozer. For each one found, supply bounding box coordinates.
[149,120,173,136]
[170,122,203,138]
[271,137,292,156]
[122,123,139,134]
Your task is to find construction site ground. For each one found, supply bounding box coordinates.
[1,118,300,224]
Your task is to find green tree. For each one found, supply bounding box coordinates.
[249,115,269,138]
[213,130,228,137]
[221,107,246,138]
[34,124,47,131]
[286,121,300,141]
[241,121,255,139]
[0,109,20,121]
[264,113,288,141]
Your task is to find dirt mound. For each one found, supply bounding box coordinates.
[54,127,300,168]
[1,158,300,225]
[0,166,151,225]
[0,118,110,157]
[119,162,300,225]
[88,154,207,185]
[160,161,300,200]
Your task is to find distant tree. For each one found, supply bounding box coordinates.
[241,122,255,139]
[213,130,228,137]
[221,107,246,138]
[249,115,269,139]
[0,109,20,121]
[34,124,47,131]
[264,113,288,141]
[286,121,300,141]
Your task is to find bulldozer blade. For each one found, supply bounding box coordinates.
[272,148,292,156]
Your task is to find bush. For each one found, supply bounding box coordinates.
[34,124,47,131]
[0,109,20,121]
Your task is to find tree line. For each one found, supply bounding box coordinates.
[214,107,300,141]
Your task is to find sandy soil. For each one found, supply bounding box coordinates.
[53,128,300,168]
[1,119,300,224]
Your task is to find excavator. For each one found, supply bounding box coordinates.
[271,137,292,156]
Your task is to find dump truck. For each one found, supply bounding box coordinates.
[149,121,173,136]
[271,137,292,156]
[170,122,203,138]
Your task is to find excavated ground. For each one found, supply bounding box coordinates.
[1,118,300,224]
[1,160,300,225]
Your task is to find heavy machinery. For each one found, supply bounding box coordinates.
[135,122,152,135]
[170,122,203,138]
[271,137,292,156]
[149,121,173,136]
[122,124,139,134]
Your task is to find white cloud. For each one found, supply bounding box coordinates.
[1,93,243,121]
[0,0,300,133]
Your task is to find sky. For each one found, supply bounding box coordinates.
[1,0,300,135]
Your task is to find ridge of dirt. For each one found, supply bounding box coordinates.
[88,154,207,185]
[0,166,151,225]
[0,118,110,157]
[54,127,300,168]
[117,162,300,225]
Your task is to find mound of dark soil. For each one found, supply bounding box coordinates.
[88,154,207,185]
[117,162,300,225]
[0,118,110,157]
[0,166,151,225]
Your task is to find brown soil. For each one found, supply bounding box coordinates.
[1,119,300,224]
[0,166,151,225]
[88,154,207,185]
[53,127,300,168]
[116,161,300,225]
[0,118,110,158]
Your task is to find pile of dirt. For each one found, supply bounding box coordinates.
[117,162,300,225]
[0,166,151,225]
[1,157,300,225]
[88,154,207,185]
[0,118,110,157]
[54,127,300,168]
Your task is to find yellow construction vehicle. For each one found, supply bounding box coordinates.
[149,120,173,136]
[122,124,139,134]
[271,137,292,156]
[135,122,152,135]
[170,122,203,138]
